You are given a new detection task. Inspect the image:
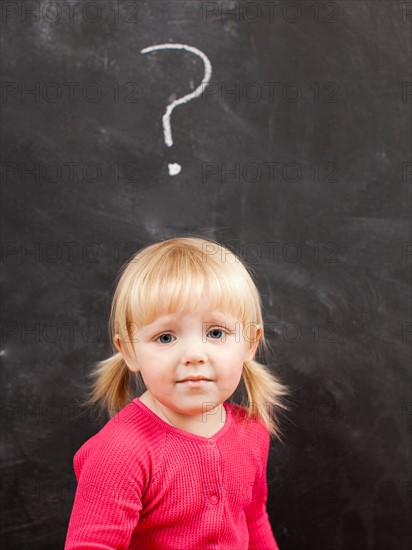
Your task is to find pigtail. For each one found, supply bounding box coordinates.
[241,359,291,443]
[79,352,142,423]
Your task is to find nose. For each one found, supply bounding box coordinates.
[181,342,208,365]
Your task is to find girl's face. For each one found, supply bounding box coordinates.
[115,299,261,428]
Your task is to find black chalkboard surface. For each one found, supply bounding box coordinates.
[1,1,411,549]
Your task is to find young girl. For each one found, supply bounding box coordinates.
[65,236,290,550]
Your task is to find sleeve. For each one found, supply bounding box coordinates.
[64,437,146,550]
[245,424,280,550]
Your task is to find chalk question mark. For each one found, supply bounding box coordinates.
[141,43,212,176]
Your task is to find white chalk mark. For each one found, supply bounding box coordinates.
[168,163,181,176]
[140,43,212,148]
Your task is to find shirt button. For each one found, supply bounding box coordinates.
[210,494,219,504]
[208,439,216,446]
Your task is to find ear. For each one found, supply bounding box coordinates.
[244,324,262,362]
[113,334,139,372]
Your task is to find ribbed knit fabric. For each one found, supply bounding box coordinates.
[64,398,280,550]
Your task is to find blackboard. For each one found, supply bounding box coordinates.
[1,1,411,548]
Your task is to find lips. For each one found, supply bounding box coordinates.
[177,376,212,383]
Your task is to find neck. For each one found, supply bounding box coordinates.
[143,392,227,437]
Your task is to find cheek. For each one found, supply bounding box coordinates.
[137,348,163,369]
[138,371,169,394]
[230,345,249,365]
[218,357,244,381]
[139,360,173,386]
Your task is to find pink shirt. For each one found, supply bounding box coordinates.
[65,398,280,550]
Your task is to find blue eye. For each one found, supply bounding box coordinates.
[156,333,175,344]
[208,328,225,339]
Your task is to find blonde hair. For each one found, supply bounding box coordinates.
[80,236,291,441]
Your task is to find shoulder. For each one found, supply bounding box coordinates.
[73,399,167,481]
[226,401,270,459]
[226,401,269,435]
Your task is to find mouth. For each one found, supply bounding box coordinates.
[177,377,213,384]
